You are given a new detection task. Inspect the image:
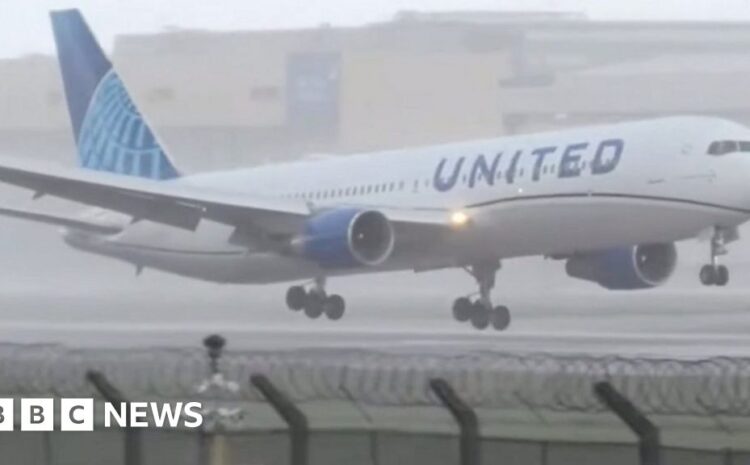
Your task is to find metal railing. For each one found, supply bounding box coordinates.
[0,344,748,416]
[1,339,749,465]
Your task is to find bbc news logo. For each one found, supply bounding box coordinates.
[0,399,203,431]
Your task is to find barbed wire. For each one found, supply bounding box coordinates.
[0,344,748,416]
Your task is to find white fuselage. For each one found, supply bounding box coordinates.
[64,116,750,284]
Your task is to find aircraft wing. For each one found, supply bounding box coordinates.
[0,157,454,240]
[0,157,313,232]
[0,205,122,234]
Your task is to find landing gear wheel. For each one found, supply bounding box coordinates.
[324,294,346,320]
[491,305,511,331]
[699,265,716,286]
[453,261,508,331]
[470,302,490,330]
[701,226,733,287]
[716,265,729,286]
[452,297,473,322]
[303,294,325,319]
[286,286,307,311]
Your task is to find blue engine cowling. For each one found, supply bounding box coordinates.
[565,243,677,290]
[298,208,395,268]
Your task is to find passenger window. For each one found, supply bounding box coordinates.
[740,141,750,152]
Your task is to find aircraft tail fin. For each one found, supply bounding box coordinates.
[50,9,180,180]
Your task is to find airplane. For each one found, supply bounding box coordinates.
[0,9,746,331]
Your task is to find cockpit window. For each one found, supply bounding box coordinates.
[707,140,750,155]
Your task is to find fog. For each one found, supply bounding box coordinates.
[1,1,750,349]
[5,0,750,58]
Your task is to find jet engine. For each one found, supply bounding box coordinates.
[565,243,677,290]
[296,208,395,268]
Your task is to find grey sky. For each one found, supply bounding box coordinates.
[2,0,750,58]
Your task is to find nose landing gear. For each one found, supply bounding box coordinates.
[285,277,346,320]
[700,227,730,287]
[452,261,511,331]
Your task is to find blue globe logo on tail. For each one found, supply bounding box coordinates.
[77,71,179,180]
[51,9,180,181]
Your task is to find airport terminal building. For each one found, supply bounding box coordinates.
[2,10,750,171]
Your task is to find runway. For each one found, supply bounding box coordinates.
[0,282,748,357]
[0,213,747,357]
[0,220,749,453]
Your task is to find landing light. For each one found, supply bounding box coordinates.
[450,211,471,228]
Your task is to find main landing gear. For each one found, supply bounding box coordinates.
[452,261,511,331]
[700,227,729,287]
[285,277,346,320]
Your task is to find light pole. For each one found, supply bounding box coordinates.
[195,334,245,465]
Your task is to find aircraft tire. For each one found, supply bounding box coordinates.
[699,265,716,286]
[325,295,345,320]
[286,286,307,311]
[303,294,325,319]
[716,265,729,286]
[470,302,490,330]
[491,305,511,331]
[452,297,473,322]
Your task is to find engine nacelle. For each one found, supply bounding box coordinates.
[297,208,395,268]
[565,243,677,290]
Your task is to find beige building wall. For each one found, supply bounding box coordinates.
[0,55,67,130]
[339,50,512,152]
[114,30,307,128]
[3,16,750,167]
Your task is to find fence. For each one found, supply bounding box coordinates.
[0,340,748,464]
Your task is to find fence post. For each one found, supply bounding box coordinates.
[594,381,660,465]
[250,374,308,465]
[86,370,142,465]
[429,378,480,465]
